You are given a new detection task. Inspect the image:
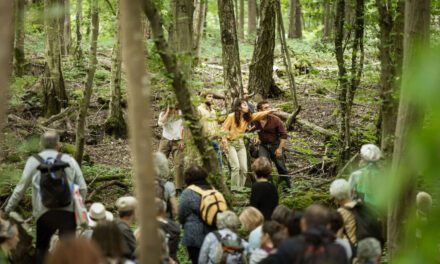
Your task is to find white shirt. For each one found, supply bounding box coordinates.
[158,111,183,140]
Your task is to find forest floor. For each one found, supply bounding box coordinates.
[0,32,381,217]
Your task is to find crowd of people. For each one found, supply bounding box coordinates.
[0,91,434,264]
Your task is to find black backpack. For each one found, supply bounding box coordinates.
[33,153,72,209]
[343,202,384,254]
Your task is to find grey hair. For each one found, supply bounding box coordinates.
[357,237,382,262]
[329,179,351,200]
[216,210,240,231]
[153,152,170,179]
[41,130,60,150]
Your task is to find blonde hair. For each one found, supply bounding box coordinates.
[239,207,264,231]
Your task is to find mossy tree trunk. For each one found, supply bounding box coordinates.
[335,0,365,165]
[14,0,26,77]
[376,0,404,158]
[141,0,230,197]
[74,0,83,62]
[75,0,99,165]
[105,1,126,138]
[239,0,244,39]
[249,0,282,98]
[248,0,257,35]
[0,0,14,142]
[387,0,431,259]
[119,1,160,263]
[218,0,244,100]
[43,0,68,117]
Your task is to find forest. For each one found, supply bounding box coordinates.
[0,0,440,263]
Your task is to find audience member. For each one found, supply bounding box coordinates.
[250,157,279,220]
[155,198,180,262]
[286,210,303,237]
[239,207,264,250]
[0,219,20,263]
[357,238,382,264]
[46,238,104,264]
[178,165,215,264]
[153,152,178,219]
[328,209,352,260]
[115,196,138,261]
[250,221,287,264]
[199,211,248,264]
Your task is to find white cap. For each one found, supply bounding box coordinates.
[88,202,114,227]
[360,144,382,162]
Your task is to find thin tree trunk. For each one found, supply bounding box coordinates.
[334,0,350,164]
[288,0,302,38]
[322,0,333,41]
[105,2,126,138]
[119,1,160,264]
[276,0,298,110]
[249,0,281,98]
[387,0,431,259]
[172,0,194,76]
[193,0,206,65]
[14,0,26,76]
[75,0,99,165]
[43,0,68,116]
[248,0,257,35]
[63,0,71,54]
[218,0,244,101]
[239,0,244,39]
[203,0,208,37]
[141,0,230,197]
[74,0,82,62]
[0,0,14,142]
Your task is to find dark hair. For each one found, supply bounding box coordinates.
[233,99,252,126]
[262,221,288,248]
[271,205,291,226]
[92,221,126,260]
[328,209,343,234]
[251,157,272,178]
[47,238,104,264]
[256,100,269,111]
[184,165,208,185]
[287,209,303,237]
[119,210,135,218]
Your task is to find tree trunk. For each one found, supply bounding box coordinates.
[376,0,404,157]
[218,0,244,100]
[276,0,298,110]
[172,0,194,76]
[74,0,99,165]
[322,0,333,41]
[105,2,126,138]
[248,0,257,35]
[249,0,281,98]
[74,0,82,62]
[43,0,68,117]
[334,0,350,163]
[14,0,25,77]
[288,0,302,38]
[193,0,206,65]
[0,0,14,142]
[387,0,430,259]
[63,0,71,55]
[141,0,230,197]
[120,1,160,263]
[239,0,244,39]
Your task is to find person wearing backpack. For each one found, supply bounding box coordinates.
[329,179,383,260]
[198,210,249,264]
[153,152,178,219]
[4,131,87,264]
[179,165,227,264]
[155,198,181,262]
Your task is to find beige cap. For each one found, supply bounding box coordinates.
[88,202,114,227]
[116,196,138,212]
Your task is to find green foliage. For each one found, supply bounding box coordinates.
[280,190,332,209]
[9,76,39,107]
